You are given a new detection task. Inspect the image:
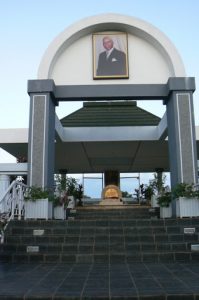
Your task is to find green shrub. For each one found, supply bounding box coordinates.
[24,186,50,201]
[157,192,172,207]
[172,183,199,198]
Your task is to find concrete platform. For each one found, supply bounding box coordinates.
[0,262,199,299]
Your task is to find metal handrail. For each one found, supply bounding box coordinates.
[0,180,27,221]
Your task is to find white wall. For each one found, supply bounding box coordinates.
[51,33,171,85]
[38,14,185,82]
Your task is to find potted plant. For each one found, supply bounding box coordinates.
[143,184,154,205]
[53,175,68,220]
[139,184,146,205]
[66,177,78,200]
[53,194,65,220]
[53,175,79,218]
[24,186,53,220]
[53,191,68,220]
[157,191,172,218]
[74,184,84,206]
[150,173,166,207]
[172,183,199,218]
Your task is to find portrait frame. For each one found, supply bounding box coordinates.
[93,32,129,79]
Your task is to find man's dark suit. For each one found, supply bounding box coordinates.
[97,48,127,76]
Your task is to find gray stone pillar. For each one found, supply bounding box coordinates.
[166,78,197,188]
[27,80,57,189]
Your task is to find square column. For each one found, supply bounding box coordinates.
[28,80,57,188]
[166,78,197,187]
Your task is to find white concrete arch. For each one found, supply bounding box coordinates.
[38,13,186,84]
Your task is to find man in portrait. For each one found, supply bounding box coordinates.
[96,35,127,77]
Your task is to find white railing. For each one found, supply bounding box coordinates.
[0,180,27,222]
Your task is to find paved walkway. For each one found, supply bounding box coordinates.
[0,262,199,299]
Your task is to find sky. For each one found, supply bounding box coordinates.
[0,0,198,197]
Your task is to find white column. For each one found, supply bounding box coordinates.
[0,175,10,212]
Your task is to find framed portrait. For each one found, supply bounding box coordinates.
[93,32,129,79]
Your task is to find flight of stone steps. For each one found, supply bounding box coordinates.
[1,207,199,263]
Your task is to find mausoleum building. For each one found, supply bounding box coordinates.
[0,13,198,214]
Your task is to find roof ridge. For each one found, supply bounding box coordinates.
[83,101,137,107]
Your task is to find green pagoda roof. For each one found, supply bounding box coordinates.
[60,101,160,127]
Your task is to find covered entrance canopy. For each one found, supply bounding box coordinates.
[55,100,168,173]
[0,96,169,174]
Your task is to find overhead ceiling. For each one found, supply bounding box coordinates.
[1,131,199,175]
[54,140,169,174]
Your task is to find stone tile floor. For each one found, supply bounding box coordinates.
[0,262,199,299]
